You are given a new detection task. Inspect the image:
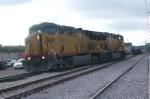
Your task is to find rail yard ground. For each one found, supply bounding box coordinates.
[0,55,149,99]
[0,68,26,78]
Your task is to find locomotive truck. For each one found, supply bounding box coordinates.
[22,22,125,72]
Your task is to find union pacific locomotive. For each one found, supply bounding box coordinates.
[22,22,126,72]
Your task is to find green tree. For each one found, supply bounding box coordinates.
[0,45,25,53]
[0,44,2,52]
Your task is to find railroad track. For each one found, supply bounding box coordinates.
[0,72,41,83]
[0,56,135,99]
[0,55,133,83]
[89,55,145,99]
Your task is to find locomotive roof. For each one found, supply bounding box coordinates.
[78,29,124,39]
[29,22,124,39]
[29,22,59,30]
[77,29,110,37]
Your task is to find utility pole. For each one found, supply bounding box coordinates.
[145,40,147,53]
[127,38,129,43]
[118,30,119,50]
[19,40,20,46]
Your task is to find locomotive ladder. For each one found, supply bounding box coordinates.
[42,42,57,66]
[21,44,30,58]
[41,42,56,57]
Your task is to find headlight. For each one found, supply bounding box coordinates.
[42,56,45,59]
[28,57,31,60]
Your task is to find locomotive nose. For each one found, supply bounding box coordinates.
[22,56,55,72]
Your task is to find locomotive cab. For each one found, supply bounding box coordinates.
[23,23,60,72]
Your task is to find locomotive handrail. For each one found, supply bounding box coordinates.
[21,44,30,58]
[42,42,56,66]
[42,42,56,57]
[48,42,56,55]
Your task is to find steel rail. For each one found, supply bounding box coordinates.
[0,55,133,83]
[1,56,135,99]
[0,72,41,83]
[0,61,117,94]
[89,56,145,99]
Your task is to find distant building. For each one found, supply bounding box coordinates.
[125,43,132,46]
[125,42,150,54]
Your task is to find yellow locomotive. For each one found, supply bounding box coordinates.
[22,22,125,72]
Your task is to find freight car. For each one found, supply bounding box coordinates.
[132,49,142,55]
[22,22,126,72]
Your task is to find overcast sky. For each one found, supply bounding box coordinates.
[0,0,149,46]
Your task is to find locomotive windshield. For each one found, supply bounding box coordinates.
[118,36,124,40]
[42,27,57,33]
[29,28,41,35]
[29,26,57,35]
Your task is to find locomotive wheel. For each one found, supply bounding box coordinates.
[57,64,63,69]
[63,64,66,68]
[63,58,73,68]
[57,64,60,69]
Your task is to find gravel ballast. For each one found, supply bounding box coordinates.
[0,62,113,90]
[0,68,26,78]
[23,55,146,99]
[98,55,149,99]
